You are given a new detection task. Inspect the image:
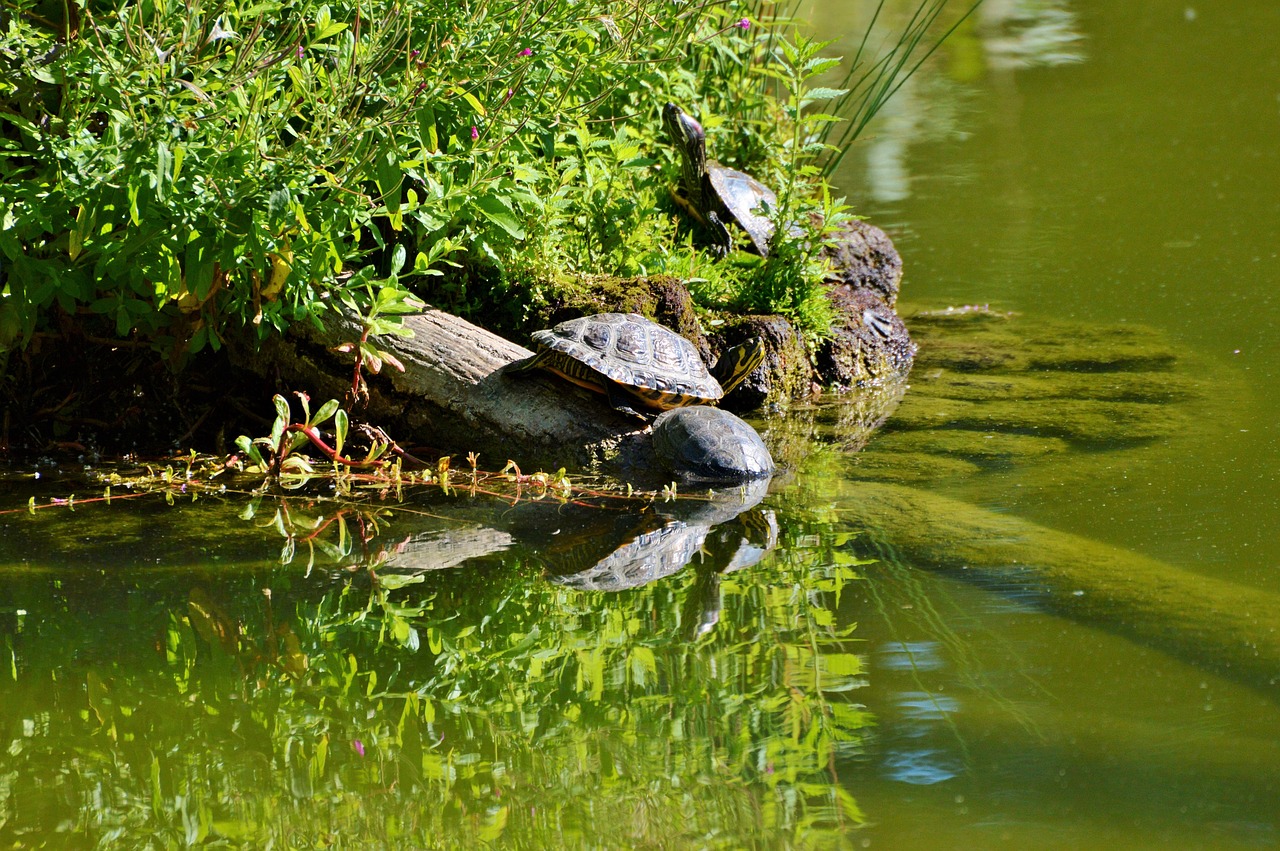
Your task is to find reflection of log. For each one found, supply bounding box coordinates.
[249,307,653,473]
[847,482,1280,694]
[381,525,515,574]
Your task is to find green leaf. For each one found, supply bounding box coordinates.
[375,150,402,214]
[268,188,292,221]
[297,393,312,423]
[801,87,849,103]
[280,455,315,475]
[417,104,440,153]
[313,5,347,39]
[316,20,348,40]
[475,195,524,240]
[155,141,172,201]
[802,56,843,77]
[312,399,341,426]
[184,241,216,300]
[454,87,487,117]
[115,305,132,336]
[389,244,406,277]
[127,180,142,226]
[235,436,265,468]
[334,408,348,458]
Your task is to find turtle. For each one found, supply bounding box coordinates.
[663,102,778,257]
[509,312,764,417]
[652,405,775,484]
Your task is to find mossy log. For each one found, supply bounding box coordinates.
[846,481,1280,695]
[246,307,656,474]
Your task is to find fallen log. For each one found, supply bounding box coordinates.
[245,306,655,475]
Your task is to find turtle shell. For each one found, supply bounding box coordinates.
[652,405,775,484]
[531,313,722,410]
[707,163,778,256]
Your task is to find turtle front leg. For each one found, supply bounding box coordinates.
[605,382,652,421]
[706,211,734,259]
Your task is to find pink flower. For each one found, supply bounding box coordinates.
[737,18,750,30]
[470,125,479,140]
[519,47,533,56]
[352,739,365,757]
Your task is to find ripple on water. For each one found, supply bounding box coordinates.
[876,640,945,671]
[881,748,962,785]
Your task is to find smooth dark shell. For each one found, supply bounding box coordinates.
[532,313,722,404]
[652,405,775,484]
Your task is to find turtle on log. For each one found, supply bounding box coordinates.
[508,312,764,418]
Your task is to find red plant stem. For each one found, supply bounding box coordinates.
[287,423,384,469]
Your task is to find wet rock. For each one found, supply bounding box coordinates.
[816,285,916,389]
[710,314,814,410]
[820,219,904,307]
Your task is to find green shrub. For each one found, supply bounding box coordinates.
[0,0,970,358]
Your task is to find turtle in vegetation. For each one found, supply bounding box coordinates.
[663,102,779,257]
[652,405,775,484]
[510,312,765,418]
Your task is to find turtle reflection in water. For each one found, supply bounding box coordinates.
[535,480,778,636]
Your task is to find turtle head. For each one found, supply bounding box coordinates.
[714,337,766,396]
[663,103,709,196]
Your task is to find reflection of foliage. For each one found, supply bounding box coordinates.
[979,0,1084,69]
[0,503,874,846]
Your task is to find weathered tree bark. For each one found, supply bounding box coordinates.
[844,482,1280,695]
[246,307,655,475]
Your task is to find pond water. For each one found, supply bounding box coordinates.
[3,1,1280,847]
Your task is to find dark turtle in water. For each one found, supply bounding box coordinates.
[663,102,778,257]
[652,405,774,484]
[510,312,764,417]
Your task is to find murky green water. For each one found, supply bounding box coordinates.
[4,1,1280,847]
